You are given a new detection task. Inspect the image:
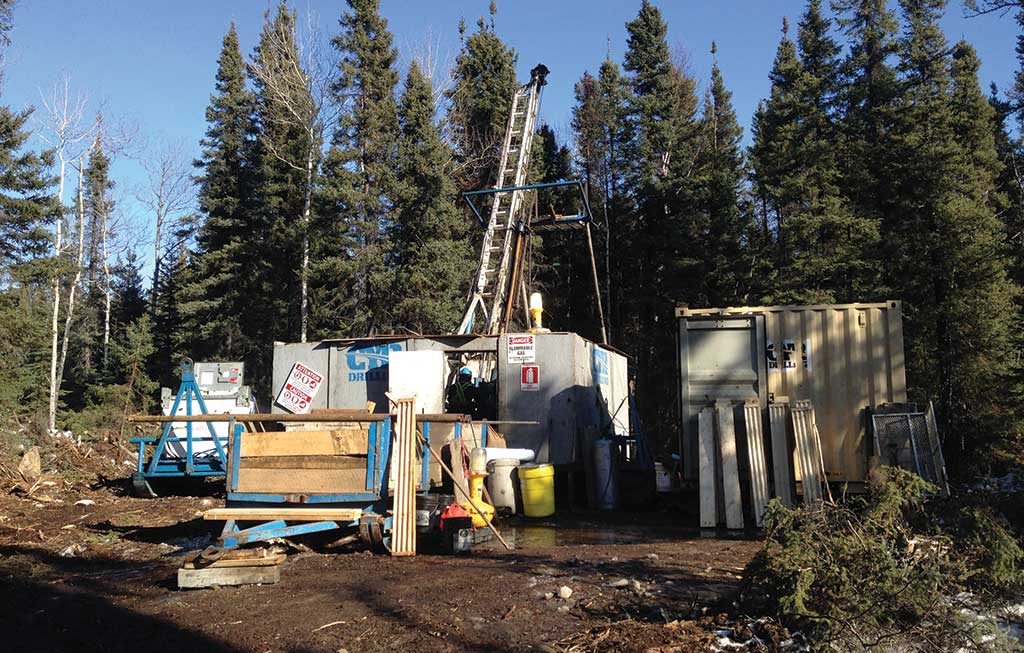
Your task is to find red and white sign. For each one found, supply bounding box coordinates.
[275,362,324,413]
[508,334,536,363]
[521,364,540,391]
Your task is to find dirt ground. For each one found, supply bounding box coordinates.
[0,453,767,653]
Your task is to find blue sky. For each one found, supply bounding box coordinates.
[2,1,1020,274]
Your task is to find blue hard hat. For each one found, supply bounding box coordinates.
[459,367,472,376]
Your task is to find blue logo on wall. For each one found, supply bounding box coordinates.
[347,343,403,382]
[593,348,609,386]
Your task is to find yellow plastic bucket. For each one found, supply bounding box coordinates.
[518,463,555,518]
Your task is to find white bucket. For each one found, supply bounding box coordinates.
[486,458,520,513]
[655,462,673,493]
[592,439,617,510]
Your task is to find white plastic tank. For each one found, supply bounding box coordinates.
[592,439,618,510]
[486,458,520,514]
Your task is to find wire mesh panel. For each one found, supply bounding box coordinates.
[871,412,942,490]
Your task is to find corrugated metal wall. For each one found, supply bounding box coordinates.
[678,302,907,482]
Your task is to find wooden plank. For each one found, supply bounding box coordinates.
[390,395,417,556]
[240,429,369,457]
[183,554,287,569]
[178,565,280,589]
[241,455,367,470]
[744,400,769,527]
[203,507,363,521]
[792,400,822,504]
[235,467,367,494]
[715,401,744,530]
[698,406,718,528]
[768,399,794,507]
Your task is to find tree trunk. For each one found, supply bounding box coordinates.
[55,156,87,405]
[102,201,112,370]
[152,196,164,317]
[47,152,67,433]
[300,145,313,343]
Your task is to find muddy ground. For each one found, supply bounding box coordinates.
[0,454,767,653]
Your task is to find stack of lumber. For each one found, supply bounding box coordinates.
[389,395,417,557]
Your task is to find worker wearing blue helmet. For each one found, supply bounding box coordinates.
[446,366,477,416]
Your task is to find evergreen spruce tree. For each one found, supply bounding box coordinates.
[572,59,632,342]
[833,0,900,254]
[314,0,400,336]
[67,140,115,396]
[886,1,1017,471]
[692,51,748,308]
[748,18,801,271]
[111,251,147,330]
[151,243,187,388]
[391,62,473,333]
[447,6,518,192]
[179,24,256,364]
[751,2,878,303]
[0,90,57,421]
[0,107,57,270]
[248,3,312,360]
[622,1,699,441]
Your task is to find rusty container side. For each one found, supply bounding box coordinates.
[678,301,907,483]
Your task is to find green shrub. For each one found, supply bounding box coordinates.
[742,467,1018,651]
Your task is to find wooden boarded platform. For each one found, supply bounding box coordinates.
[178,548,285,589]
[178,565,280,589]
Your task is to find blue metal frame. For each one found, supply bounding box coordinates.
[131,360,235,482]
[462,179,594,228]
[212,415,473,554]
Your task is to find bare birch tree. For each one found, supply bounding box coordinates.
[250,8,340,342]
[37,75,94,433]
[136,140,194,311]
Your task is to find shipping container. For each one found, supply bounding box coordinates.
[677,302,907,483]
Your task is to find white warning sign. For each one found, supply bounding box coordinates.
[507,334,536,363]
[275,362,324,413]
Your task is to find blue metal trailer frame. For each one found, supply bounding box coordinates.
[203,419,490,557]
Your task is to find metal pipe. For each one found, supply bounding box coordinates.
[585,222,608,345]
[129,413,538,425]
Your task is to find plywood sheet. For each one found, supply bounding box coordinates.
[240,429,369,457]
[235,467,367,494]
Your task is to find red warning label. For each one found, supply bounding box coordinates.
[521,364,540,391]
